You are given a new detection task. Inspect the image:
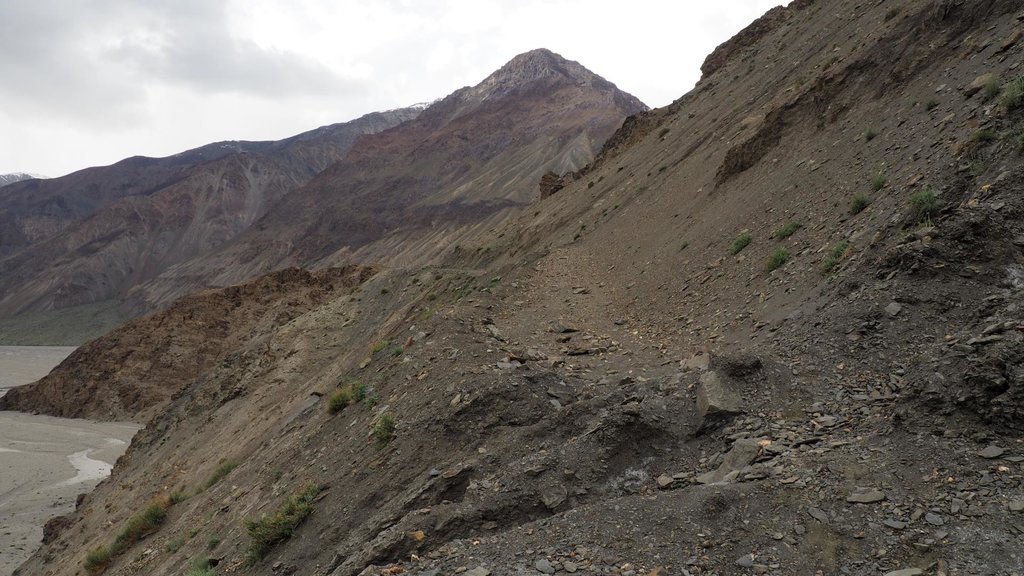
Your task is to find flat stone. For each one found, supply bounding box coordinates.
[1009,500,1024,512]
[978,445,1005,459]
[464,569,491,576]
[735,554,754,568]
[535,559,555,574]
[540,484,567,510]
[656,474,675,488]
[883,519,907,530]
[847,489,887,504]
[695,438,762,484]
[807,507,828,523]
[884,569,923,576]
[563,561,578,573]
[885,302,902,317]
[965,73,996,97]
[925,512,944,526]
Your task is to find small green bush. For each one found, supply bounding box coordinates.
[864,128,878,142]
[766,248,790,272]
[187,557,216,576]
[390,345,404,357]
[364,395,380,409]
[910,187,940,221]
[884,7,900,21]
[982,76,1002,102]
[207,536,221,550]
[204,461,238,489]
[371,340,390,354]
[84,546,113,574]
[372,414,397,446]
[729,233,752,255]
[822,240,851,274]
[1001,77,1024,112]
[924,98,939,111]
[658,127,671,138]
[169,489,189,504]
[773,222,803,240]
[679,240,689,251]
[166,535,186,553]
[327,388,352,414]
[972,129,997,143]
[870,172,887,191]
[849,195,870,215]
[244,484,321,564]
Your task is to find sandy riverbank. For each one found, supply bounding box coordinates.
[0,346,140,576]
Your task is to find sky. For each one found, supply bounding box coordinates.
[0,1,784,178]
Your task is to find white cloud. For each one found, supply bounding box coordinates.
[0,1,784,177]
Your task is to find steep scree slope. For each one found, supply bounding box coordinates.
[9,2,1024,576]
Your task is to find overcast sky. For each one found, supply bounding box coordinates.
[0,1,784,177]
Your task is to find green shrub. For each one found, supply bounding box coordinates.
[1001,77,1024,112]
[328,382,368,414]
[773,222,803,240]
[766,248,790,272]
[982,76,1002,102]
[84,546,113,574]
[884,7,900,20]
[371,340,390,354]
[207,536,221,550]
[849,195,870,215]
[729,233,752,255]
[822,241,851,274]
[187,557,216,576]
[679,240,689,251]
[372,414,397,446]
[169,489,189,504]
[204,461,238,489]
[972,129,997,143]
[864,127,878,142]
[364,395,380,409]
[327,388,352,414]
[390,345,404,357]
[244,484,321,564]
[870,172,887,191]
[166,535,186,552]
[910,187,940,221]
[924,98,939,111]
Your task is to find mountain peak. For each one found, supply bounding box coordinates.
[463,48,645,111]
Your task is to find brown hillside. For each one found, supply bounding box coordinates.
[9,2,1024,576]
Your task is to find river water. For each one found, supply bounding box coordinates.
[0,346,140,576]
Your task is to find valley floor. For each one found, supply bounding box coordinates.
[0,347,139,576]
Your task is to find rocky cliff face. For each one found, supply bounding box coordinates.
[10,2,1024,575]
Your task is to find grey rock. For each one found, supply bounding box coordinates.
[563,561,578,573]
[695,438,762,484]
[807,507,828,523]
[978,445,1005,459]
[885,302,902,317]
[535,558,555,574]
[697,370,743,425]
[883,519,907,529]
[735,554,755,568]
[656,474,675,488]
[1009,500,1024,512]
[924,513,944,526]
[464,569,490,576]
[847,489,886,504]
[883,570,923,576]
[540,484,567,510]
[486,324,506,341]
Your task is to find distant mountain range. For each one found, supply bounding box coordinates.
[0,49,645,343]
[0,172,46,187]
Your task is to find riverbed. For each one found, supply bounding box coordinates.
[0,346,140,576]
